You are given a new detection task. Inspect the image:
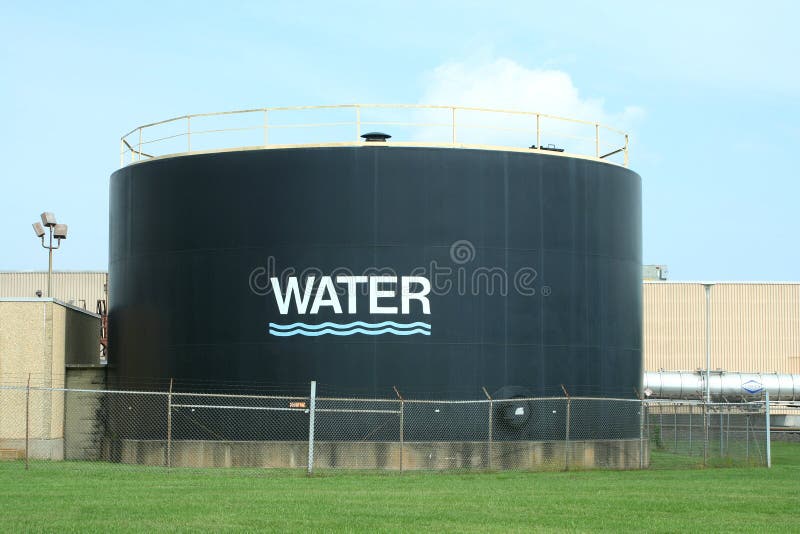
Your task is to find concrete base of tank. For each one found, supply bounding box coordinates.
[110,438,649,470]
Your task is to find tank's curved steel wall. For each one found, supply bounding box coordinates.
[109,147,642,407]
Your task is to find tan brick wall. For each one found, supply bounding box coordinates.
[0,300,100,453]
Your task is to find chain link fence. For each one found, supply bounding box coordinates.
[645,400,774,468]
[0,383,778,473]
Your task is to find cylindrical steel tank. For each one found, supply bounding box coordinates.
[108,145,641,443]
[109,146,641,397]
[643,370,800,401]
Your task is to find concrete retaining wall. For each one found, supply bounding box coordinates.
[113,438,648,470]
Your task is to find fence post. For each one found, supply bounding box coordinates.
[745,414,750,461]
[561,385,570,471]
[187,116,192,152]
[166,378,173,469]
[765,390,771,468]
[393,386,404,473]
[674,404,679,451]
[725,410,730,456]
[307,380,317,475]
[703,400,708,467]
[25,374,30,470]
[482,387,493,470]
[639,397,645,469]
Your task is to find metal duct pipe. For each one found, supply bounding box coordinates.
[643,371,800,401]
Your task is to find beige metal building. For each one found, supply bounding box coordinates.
[644,282,800,374]
[0,271,107,312]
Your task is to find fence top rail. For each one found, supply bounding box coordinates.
[316,396,407,403]
[4,383,774,407]
[314,396,645,404]
[119,103,630,168]
[0,384,649,404]
[170,391,307,401]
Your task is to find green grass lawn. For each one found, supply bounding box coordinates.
[1,442,798,533]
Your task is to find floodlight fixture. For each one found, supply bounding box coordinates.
[41,212,57,227]
[32,222,45,238]
[54,224,68,240]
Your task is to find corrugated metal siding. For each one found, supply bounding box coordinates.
[713,284,800,374]
[643,283,706,371]
[0,272,107,312]
[644,283,800,374]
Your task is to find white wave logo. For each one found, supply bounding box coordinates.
[269,321,431,337]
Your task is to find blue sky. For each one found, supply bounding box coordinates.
[1,1,798,280]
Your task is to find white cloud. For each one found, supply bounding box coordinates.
[416,57,643,157]
[421,57,643,125]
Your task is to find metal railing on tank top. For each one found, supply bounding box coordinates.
[119,104,630,168]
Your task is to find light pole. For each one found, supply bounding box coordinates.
[32,212,68,298]
[702,283,714,402]
[701,282,714,466]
